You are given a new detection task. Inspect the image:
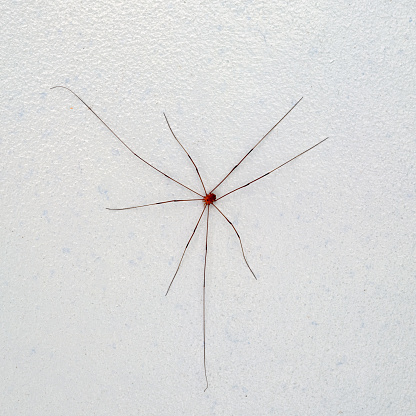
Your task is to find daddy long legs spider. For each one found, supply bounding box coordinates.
[52,86,328,391]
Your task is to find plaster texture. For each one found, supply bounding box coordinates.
[1,1,415,415]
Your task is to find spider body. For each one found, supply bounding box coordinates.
[203,192,216,205]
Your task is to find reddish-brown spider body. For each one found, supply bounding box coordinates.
[203,192,216,205]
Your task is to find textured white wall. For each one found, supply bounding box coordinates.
[1,1,415,415]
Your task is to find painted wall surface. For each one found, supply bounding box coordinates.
[1,1,415,415]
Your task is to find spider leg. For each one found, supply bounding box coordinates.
[217,137,329,201]
[203,205,210,392]
[51,86,203,197]
[164,113,207,194]
[211,97,303,193]
[212,204,257,280]
[165,206,207,296]
[106,198,202,211]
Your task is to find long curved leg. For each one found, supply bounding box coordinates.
[217,137,329,201]
[203,205,210,392]
[51,86,202,197]
[212,204,257,280]
[164,113,207,195]
[165,206,206,296]
[106,198,202,211]
[211,97,303,193]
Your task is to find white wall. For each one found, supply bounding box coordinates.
[1,1,415,415]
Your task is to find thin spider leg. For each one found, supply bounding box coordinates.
[163,113,207,194]
[106,198,202,211]
[203,205,210,392]
[51,86,203,197]
[217,137,329,201]
[165,206,207,296]
[211,97,303,193]
[212,204,257,280]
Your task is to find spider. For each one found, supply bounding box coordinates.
[52,86,328,391]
